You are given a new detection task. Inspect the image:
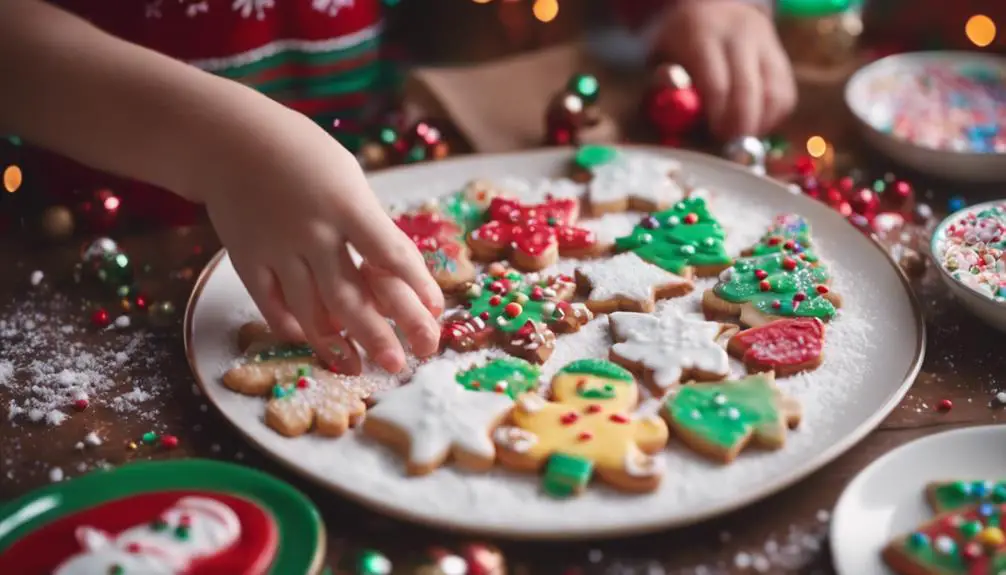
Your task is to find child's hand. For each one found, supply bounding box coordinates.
[652,0,797,139]
[197,107,444,373]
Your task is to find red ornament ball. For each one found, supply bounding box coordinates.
[848,187,880,218]
[644,84,702,138]
[160,435,179,449]
[90,308,110,328]
[892,180,913,200]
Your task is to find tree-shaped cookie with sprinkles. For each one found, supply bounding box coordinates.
[614,197,733,278]
[883,503,1006,575]
[570,145,686,216]
[494,359,669,496]
[662,373,801,463]
[456,357,541,399]
[362,361,515,476]
[467,196,605,271]
[927,480,1006,513]
[440,264,593,364]
[703,214,841,327]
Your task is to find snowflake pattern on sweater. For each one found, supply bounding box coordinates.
[143,0,356,19]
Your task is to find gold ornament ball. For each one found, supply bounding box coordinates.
[40,205,75,242]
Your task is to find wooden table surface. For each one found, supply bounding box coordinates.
[2,120,1006,575]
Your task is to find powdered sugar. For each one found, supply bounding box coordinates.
[188,149,914,537]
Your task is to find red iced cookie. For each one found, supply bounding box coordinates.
[394,211,475,292]
[727,317,825,377]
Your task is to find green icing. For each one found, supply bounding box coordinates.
[575,144,617,169]
[463,271,572,334]
[664,375,782,450]
[713,252,836,320]
[559,358,634,382]
[439,190,487,235]
[455,358,540,399]
[897,503,1006,574]
[543,453,594,498]
[253,344,314,362]
[932,480,1006,511]
[749,213,813,256]
[614,197,732,274]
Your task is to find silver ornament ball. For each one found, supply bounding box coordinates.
[723,136,767,176]
[82,237,120,264]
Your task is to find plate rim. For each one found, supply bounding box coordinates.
[828,424,1004,575]
[183,145,927,539]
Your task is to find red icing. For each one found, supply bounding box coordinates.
[730,318,825,372]
[609,414,629,424]
[0,491,278,575]
[560,412,579,425]
[470,197,595,258]
[394,212,463,262]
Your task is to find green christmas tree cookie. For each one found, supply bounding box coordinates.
[456,358,541,399]
[662,373,801,463]
[745,213,814,256]
[927,480,1006,513]
[614,197,732,277]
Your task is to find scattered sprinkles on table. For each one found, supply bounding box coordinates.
[859,62,1006,153]
[935,203,1006,302]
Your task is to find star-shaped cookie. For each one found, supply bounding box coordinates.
[575,252,694,314]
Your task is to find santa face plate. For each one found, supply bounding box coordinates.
[0,460,325,575]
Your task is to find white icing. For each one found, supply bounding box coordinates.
[609,311,731,389]
[578,252,690,305]
[368,361,514,466]
[623,448,665,478]
[494,426,538,453]
[518,394,547,413]
[54,497,241,575]
[588,154,684,208]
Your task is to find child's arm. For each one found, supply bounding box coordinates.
[0,0,443,373]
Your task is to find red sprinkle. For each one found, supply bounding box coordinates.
[504,302,522,318]
[470,381,482,389]
[793,292,807,302]
[609,413,629,424]
[531,286,544,301]
[493,383,506,393]
[816,285,830,294]
[489,281,505,294]
[938,399,953,412]
[754,269,768,280]
[684,213,699,224]
[479,311,490,321]
[160,435,179,449]
[585,404,602,414]
[782,257,798,271]
[296,377,310,389]
[560,412,579,425]
[784,240,796,250]
[771,300,782,309]
[578,431,593,441]
[767,237,781,246]
[759,280,771,292]
[73,399,89,411]
[489,295,502,307]
[126,543,142,553]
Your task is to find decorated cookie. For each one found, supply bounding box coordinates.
[222,322,362,396]
[742,213,813,257]
[467,196,604,271]
[494,359,669,496]
[703,251,842,327]
[456,357,541,399]
[727,318,826,378]
[429,179,501,234]
[608,311,736,394]
[362,361,515,476]
[440,265,593,364]
[614,197,733,278]
[926,480,1006,513]
[574,252,694,314]
[263,365,369,438]
[394,211,476,292]
[662,373,802,463]
[571,145,686,216]
[0,459,326,575]
[883,504,1006,575]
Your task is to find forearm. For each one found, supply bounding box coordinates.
[0,0,289,202]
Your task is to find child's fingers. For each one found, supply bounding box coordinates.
[686,39,731,138]
[274,257,342,368]
[232,257,305,342]
[758,50,797,134]
[359,261,441,358]
[723,39,762,137]
[310,245,407,373]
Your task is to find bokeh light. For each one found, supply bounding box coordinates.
[3,165,22,193]
[966,15,996,48]
[533,0,558,22]
[806,136,828,158]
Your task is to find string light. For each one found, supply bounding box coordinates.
[3,165,21,193]
[471,0,492,3]
[966,15,996,48]
[806,136,828,158]
[532,0,558,22]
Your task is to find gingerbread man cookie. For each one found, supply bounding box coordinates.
[264,364,369,438]
[394,211,476,292]
[570,145,686,216]
[727,318,826,378]
[662,373,801,463]
[883,504,1006,575]
[222,322,362,397]
[494,359,669,497]
[575,252,694,314]
[467,196,605,271]
[608,311,736,395]
[362,361,515,476]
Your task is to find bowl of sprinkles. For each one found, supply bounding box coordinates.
[931,200,1006,331]
[846,52,1006,182]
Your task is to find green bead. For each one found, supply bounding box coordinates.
[174,525,190,540]
[141,431,158,445]
[993,484,1006,503]
[777,0,851,18]
[962,520,983,538]
[271,385,287,399]
[574,144,617,169]
[356,550,392,575]
[405,145,426,163]
[296,365,312,378]
[567,73,600,105]
[377,126,398,146]
[872,180,886,194]
[542,453,594,498]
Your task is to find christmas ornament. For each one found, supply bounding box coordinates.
[723,136,767,176]
[407,120,452,162]
[644,64,703,142]
[355,550,393,575]
[848,187,880,219]
[147,300,176,328]
[566,73,600,105]
[39,205,75,242]
[461,543,506,575]
[544,73,620,147]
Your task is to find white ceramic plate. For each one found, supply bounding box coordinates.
[184,147,925,539]
[845,51,1006,183]
[830,425,1006,575]
[930,200,1006,333]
